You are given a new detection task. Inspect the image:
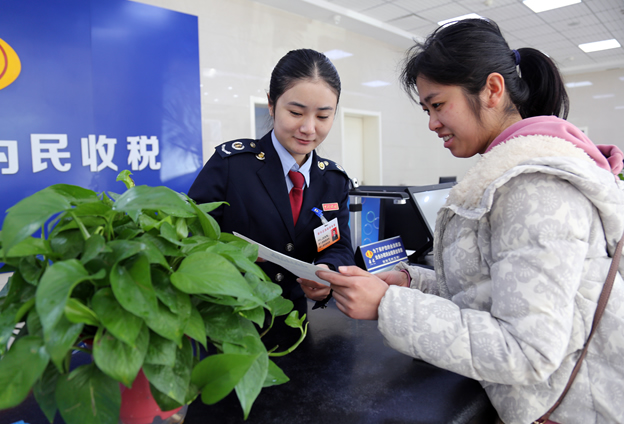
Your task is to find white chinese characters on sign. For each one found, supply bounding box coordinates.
[31,134,71,173]
[81,135,118,172]
[0,140,18,174]
[127,136,161,171]
[0,134,161,175]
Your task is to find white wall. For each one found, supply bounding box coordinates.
[133,0,477,186]
[564,68,624,149]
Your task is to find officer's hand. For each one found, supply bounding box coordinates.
[298,264,331,301]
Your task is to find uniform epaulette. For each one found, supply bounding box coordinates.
[216,139,262,158]
[316,157,349,178]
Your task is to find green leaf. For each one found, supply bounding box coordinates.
[224,335,269,419]
[144,332,178,367]
[239,306,265,327]
[92,288,143,347]
[191,353,259,405]
[198,304,257,345]
[48,184,99,205]
[143,336,193,405]
[106,240,149,263]
[267,297,294,317]
[81,234,112,265]
[196,201,228,214]
[93,324,149,387]
[36,259,91,335]
[116,169,135,189]
[19,255,46,285]
[160,221,184,246]
[171,252,262,303]
[50,229,86,260]
[184,305,207,348]
[2,188,71,255]
[0,303,19,355]
[113,185,195,218]
[33,362,61,422]
[175,218,189,240]
[244,272,282,303]
[207,243,267,281]
[144,298,190,345]
[2,271,36,311]
[110,254,158,319]
[188,198,220,240]
[152,268,182,313]
[0,237,48,258]
[64,298,100,326]
[56,363,120,424]
[263,360,289,388]
[0,335,50,409]
[137,233,181,258]
[44,314,83,372]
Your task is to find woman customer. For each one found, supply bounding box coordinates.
[318,19,624,424]
[189,48,354,346]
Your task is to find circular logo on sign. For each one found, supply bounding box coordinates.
[0,38,21,90]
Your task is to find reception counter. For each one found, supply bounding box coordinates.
[1,300,497,424]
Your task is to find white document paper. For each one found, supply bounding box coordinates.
[233,232,336,286]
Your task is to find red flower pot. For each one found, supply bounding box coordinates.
[119,369,187,424]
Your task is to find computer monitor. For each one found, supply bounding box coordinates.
[407,182,455,236]
[378,182,455,262]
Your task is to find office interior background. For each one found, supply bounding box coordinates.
[138,0,623,186]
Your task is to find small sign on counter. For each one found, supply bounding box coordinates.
[355,235,408,272]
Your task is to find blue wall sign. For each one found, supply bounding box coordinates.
[0,0,202,223]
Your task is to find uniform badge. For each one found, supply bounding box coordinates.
[221,145,231,155]
[256,152,266,160]
[322,203,339,211]
[232,142,244,150]
[318,161,325,170]
[324,161,329,166]
[250,142,256,148]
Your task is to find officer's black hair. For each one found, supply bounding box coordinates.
[268,48,341,108]
[400,18,569,120]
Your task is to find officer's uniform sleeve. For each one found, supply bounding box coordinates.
[314,163,355,269]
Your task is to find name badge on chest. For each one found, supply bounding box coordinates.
[313,217,340,252]
[311,207,340,252]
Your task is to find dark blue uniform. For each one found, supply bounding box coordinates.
[188,132,355,313]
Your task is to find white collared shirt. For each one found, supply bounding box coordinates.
[271,130,313,193]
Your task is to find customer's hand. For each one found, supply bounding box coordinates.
[376,270,410,287]
[298,264,331,301]
[317,266,388,320]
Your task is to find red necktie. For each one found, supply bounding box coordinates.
[288,170,305,225]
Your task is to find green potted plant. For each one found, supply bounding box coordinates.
[0,170,306,424]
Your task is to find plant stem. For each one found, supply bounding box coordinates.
[70,211,90,240]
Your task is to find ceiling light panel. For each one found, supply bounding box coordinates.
[523,0,581,13]
[324,49,353,60]
[362,80,391,87]
[438,13,484,26]
[579,39,621,53]
[565,81,593,87]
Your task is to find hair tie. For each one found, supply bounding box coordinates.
[513,49,521,66]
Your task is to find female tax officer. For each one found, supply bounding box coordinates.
[188,48,355,337]
[318,19,624,424]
